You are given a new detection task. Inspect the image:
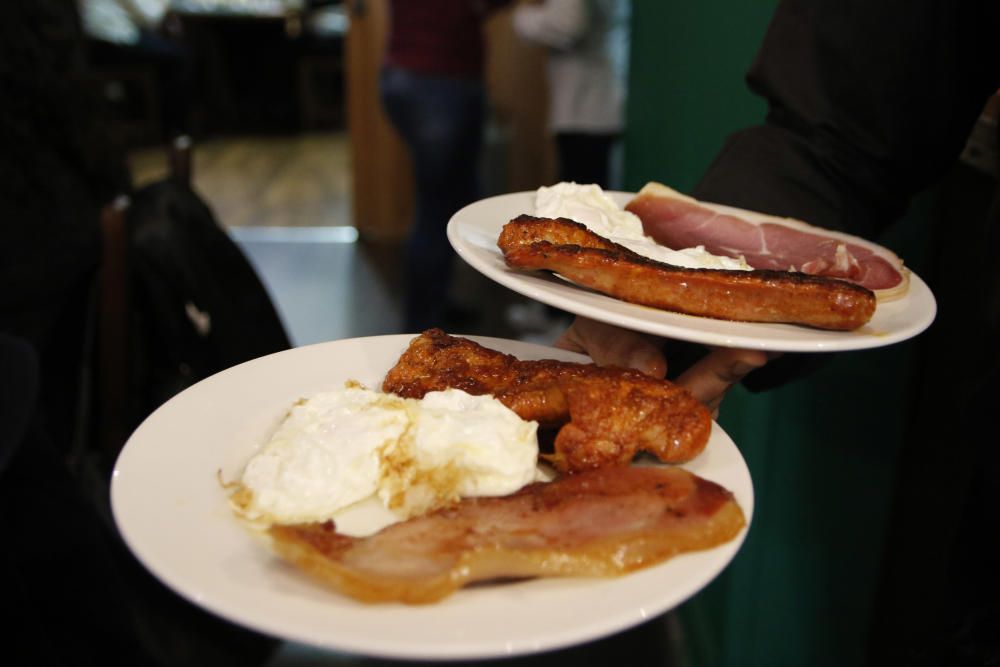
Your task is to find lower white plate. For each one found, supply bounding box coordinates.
[111,334,754,660]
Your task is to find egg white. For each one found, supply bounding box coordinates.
[534,182,752,271]
[235,384,542,536]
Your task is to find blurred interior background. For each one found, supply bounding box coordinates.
[11,0,990,665]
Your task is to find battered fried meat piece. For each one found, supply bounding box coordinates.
[498,215,877,331]
[382,329,711,472]
[269,465,746,604]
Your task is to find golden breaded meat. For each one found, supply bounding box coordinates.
[382,329,712,472]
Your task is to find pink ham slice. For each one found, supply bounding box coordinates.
[625,183,909,300]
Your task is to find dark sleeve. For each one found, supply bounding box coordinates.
[694,0,1000,241]
[689,0,1000,391]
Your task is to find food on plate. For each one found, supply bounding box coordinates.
[533,182,752,270]
[231,383,543,533]
[230,333,744,606]
[382,329,711,472]
[268,464,746,604]
[499,216,877,331]
[625,182,909,299]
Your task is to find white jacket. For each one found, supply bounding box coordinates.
[78,0,168,45]
[513,0,629,134]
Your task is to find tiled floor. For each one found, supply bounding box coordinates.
[230,225,555,349]
[130,131,560,347]
[130,133,353,229]
[231,226,404,347]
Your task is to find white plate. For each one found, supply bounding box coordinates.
[448,192,937,352]
[111,334,753,661]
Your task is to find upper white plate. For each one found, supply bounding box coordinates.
[448,191,937,353]
[111,334,753,661]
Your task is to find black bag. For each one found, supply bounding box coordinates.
[122,179,291,433]
[57,178,288,667]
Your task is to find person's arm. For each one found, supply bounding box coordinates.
[693,0,1000,391]
[512,0,588,51]
[556,0,1000,403]
[695,0,1000,239]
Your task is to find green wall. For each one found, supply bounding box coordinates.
[624,3,937,665]
[624,0,777,192]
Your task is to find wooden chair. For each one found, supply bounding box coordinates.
[75,136,193,473]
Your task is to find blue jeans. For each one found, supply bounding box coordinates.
[379,66,485,331]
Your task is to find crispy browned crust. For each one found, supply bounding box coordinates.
[498,214,627,252]
[269,465,746,604]
[382,329,712,472]
[498,216,876,331]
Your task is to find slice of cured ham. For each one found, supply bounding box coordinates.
[625,182,909,300]
[268,465,746,604]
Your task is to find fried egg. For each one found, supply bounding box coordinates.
[235,384,541,536]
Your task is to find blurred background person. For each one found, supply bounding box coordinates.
[505,0,630,339]
[513,0,629,189]
[379,0,513,333]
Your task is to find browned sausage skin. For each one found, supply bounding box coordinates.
[498,216,876,331]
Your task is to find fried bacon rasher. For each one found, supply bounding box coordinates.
[269,465,746,604]
[382,329,711,472]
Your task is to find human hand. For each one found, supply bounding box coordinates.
[554,316,774,416]
[673,346,774,416]
[555,316,667,379]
